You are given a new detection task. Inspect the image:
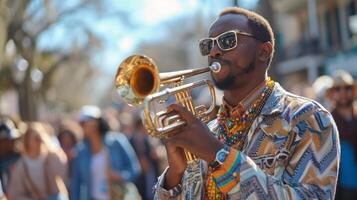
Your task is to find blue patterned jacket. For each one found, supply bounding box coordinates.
[154,83,340,200]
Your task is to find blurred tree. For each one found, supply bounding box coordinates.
[0,0,120,120]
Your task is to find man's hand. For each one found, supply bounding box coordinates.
[165,104,224,162]
[162,142,187,189]
[162,104,224,189]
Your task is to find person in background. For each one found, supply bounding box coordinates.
[0,117,21,195]
[130,117,161,200]
[70,105,141,200]
[102,107,121,132]
[326,70,357,200]
[57,120,82,189]
[312,75,334,110]
[118,110,135,137]
[7,122,68,200]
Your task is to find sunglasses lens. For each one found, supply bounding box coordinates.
[199,39,213,56]
[218,32,237,50]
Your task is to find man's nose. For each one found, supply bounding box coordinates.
[209,41,222,58]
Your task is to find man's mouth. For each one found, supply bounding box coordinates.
[210,59,227,67]
[210,62,221,73]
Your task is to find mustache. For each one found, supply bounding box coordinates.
[209,59,255,74]
[209,58,231,66]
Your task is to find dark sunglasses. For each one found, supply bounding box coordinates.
[333,85,353,92]
[198,29,255,56]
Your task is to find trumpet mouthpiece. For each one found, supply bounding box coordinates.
[210,62,221,73]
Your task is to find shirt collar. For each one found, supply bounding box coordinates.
[222,80,267,116]
[260,82,286,116]
[221,81,287,117]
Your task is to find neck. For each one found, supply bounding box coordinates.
[223,73,267,107]
[88,134,103,154]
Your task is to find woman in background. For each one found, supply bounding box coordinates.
[70,105,141,200]
[7,122,68,200]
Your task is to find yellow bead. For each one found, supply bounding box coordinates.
[233,172,238,177]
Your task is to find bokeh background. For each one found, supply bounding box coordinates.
[1,1,357,199]
[1,0,356,121]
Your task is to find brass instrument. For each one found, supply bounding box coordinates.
[115,55,221,161]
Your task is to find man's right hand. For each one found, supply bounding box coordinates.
[163,139,187,189]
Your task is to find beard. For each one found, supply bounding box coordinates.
[213,60,255,90]
[213,74,235,90]
[335,98,353,108]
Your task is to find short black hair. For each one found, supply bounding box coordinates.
[219,7,275,65]
[97,117,110,137]
[80,117,110,138]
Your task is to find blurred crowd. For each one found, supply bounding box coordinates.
[0,68,357,200]
[0,104,166,200]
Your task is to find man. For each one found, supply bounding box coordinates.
[154,7,340,200]
[327,70,357,200]
[71,105,141,200]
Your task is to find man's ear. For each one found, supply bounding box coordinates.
[258,42,273,62]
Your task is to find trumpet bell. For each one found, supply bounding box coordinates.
[115,55,160,106]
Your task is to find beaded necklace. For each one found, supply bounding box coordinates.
[217,78,275,149]
[205,78,275,200]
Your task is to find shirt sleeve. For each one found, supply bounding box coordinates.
[153,167,184,200]
[211,109,340,199]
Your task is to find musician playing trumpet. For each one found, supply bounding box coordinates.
[153,7,340,200]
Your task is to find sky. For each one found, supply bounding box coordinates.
[35,0,259,72]
[32,0,259,100]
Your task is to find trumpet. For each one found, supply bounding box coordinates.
[115,55,220,161]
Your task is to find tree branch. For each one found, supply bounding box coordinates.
[34,0,90,37]
[39,54,68,100]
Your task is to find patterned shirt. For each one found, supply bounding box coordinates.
[154,83,340,200]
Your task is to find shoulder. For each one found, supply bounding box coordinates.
[73,140,90,158]
[104,132,131,148]
[105,132,128,142]
[47,150,67,163]
[278,91,337,142]
[287,92,332,120]
[272,83,332,124]
[259,83,336,140]
[75,140,88,150]
[286,92,328,115]
[12,158,25,174]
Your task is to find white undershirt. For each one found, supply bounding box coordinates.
[90,148,109,200]
[24,154,46,196]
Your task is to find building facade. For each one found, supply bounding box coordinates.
[274,0,357,91]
